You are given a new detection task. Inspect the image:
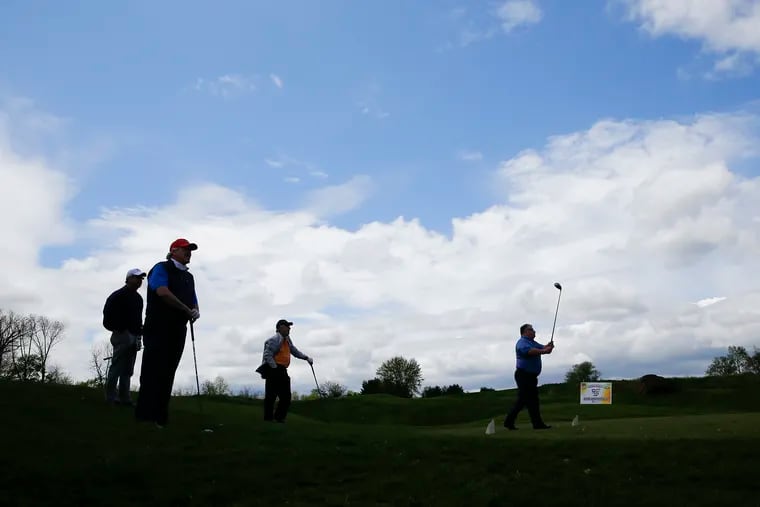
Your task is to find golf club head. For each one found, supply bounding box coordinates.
[554,282,562,290]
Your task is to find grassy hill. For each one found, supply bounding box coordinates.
[1,375,759,506]
[287,374,760,425]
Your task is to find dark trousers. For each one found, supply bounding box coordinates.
[105,331,138,403]
[504,368,546,428]
[135,326,187,426]
[264,366,291,422]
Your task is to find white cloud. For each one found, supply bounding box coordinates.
[0,105,75,270]
[619,0,760,76]
[356,80,391,119]
[194,74,257,98]
[265,158,285,168]
[3,99,760,397]
[270,74,284,89]
[694,296,727,308]
[497,0,543,32]
[304,175,373,217]
[265,155,329,179]
[458,150,484,162]
[359,104,390,120]
[706,52,757,79]
[284,176,300,184]
[442,1,540,49]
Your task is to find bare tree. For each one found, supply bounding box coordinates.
[89,339,111,387]
[30,315,65,382]
[7,314,38,381]
[0,310,30,374]
[319,381,347,398]
[46,364,73,385]
[201,375,231,396]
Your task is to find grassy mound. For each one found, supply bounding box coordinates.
[1,376,758,506]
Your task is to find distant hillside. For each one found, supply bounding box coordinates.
[287,374,760,425]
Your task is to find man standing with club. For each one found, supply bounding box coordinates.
[102,268,146,406]
[503,323,554,430]
[255,319,313,423]
[135,238,200,428]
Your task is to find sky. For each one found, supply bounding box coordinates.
[1,0,760,396]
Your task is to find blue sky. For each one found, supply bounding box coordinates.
[3,0,758,248]
[2,1,760,390]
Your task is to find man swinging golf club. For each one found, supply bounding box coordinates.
[255,319,313,423]
[503,283,562,430]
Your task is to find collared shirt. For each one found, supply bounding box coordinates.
[515,336,545,374]
[170,258,188,271]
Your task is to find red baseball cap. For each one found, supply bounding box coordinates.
[170,238,198,251]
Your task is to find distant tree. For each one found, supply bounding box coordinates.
[376,356,423,398]
[360,378,385,395]
[30,315,65,382]
[479,387,495,392]
[320,381,347,398]
[748,348,760,374]
[46,364,72,385]
[5,314,36,380]
[172,386,195,396]
[706,346,757,376]
[422,386,443,398]
[78,378,103,389]
[0,310,31,375]
[202,375,231,396]
[237,386,261,399]
[443,384,465,395]
[564,361,602,385]
[89,340,111,387]
[9,354,44,382]
[421,384,465,397]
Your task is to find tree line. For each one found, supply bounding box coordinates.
[0,309,67,383]
[4,305,756,398]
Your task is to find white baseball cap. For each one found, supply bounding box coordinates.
[126,268,146,279]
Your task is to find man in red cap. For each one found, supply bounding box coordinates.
[135,238,200,427]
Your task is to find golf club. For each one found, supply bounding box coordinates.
[190,320,203,413]
[549,282,562,345]
[103,355,112,399]
[189,320,214,433]
[310,363,324,398]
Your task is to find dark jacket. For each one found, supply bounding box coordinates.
[144,260,197,333]
[102,286,144,336]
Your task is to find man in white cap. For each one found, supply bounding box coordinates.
[102,268,146,406]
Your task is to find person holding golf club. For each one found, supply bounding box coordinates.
[135,238,200,428]
[503,323,554,430]
[256,319,313,423]
[102,268,146,406]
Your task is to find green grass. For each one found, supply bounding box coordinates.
[2,376,759,506]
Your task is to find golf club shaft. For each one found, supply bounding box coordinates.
[310,363,323,397]
[103,356,111,396]
[190,321,202,405]
[550,289,562,344]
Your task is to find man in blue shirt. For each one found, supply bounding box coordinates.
[135,238,200,428]
[503,323,554,430]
